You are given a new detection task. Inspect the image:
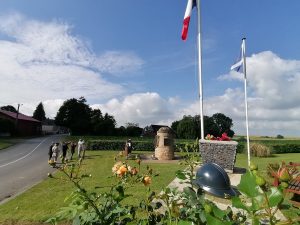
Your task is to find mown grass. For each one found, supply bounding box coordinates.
[0,147,299,224]
[0,151,185,224]
[0,138,21,150]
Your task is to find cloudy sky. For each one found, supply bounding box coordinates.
[1,0,300,136]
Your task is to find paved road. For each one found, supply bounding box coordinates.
[0,135,65,204]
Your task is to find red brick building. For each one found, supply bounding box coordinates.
[0,109,42,136]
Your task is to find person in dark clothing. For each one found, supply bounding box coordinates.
[62,142,69,162]
[48,142,54,160]
[70,141,77,160]
[126,139,133,154]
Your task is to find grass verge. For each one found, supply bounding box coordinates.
[0,151,185,224]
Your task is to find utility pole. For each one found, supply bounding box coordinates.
[15,103,22,134]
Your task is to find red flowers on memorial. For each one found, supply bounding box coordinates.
[205,133,231,141]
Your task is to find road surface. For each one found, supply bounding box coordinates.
[0,135,64,204]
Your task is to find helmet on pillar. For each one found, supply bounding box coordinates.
[193,163,237,198]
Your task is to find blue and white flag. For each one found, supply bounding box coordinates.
[230,40,245,72]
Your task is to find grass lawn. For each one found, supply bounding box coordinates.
[0,138,18,150]
[0,151,185,224]
[0,151,299,224]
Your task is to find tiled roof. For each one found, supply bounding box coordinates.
[0,109,41,123]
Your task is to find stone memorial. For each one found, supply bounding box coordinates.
[154,127,175,160]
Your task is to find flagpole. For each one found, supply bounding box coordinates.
[197,0,204,140]
[242,38,251,167]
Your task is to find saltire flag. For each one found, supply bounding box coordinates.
[230,40,245,73]
[181,0,197,41]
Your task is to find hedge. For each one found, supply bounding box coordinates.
[86,139,300,154]
[237,141,300,154]
[87,140,187,152]
[87,140,155,151]
[272,144,300,153]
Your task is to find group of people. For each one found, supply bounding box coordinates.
[48,139,85,162]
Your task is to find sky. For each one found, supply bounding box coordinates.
[1,0,300,137]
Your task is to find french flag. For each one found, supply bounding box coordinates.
[181,0,197,41]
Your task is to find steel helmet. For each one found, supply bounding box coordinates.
[193,163,237,198]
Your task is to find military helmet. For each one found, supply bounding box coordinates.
[193,163,237,198]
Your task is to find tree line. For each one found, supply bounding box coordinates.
[1,97,235,138]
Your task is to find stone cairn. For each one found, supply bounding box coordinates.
[154,127,175,160]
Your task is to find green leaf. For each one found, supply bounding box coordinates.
[237,171,259,197]
[115,185,125,197]
[177,220,193,225]
[251,195,264,211]
[212,204,227,218]
[176,170,187,180]
[206,213,232,225]
[232,196,250,212]
[183,187,197,200]
[268,187,283,207]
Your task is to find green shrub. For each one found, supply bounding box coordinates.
[87,140,155,151]
[276,134,284,139]
[272,144,300,153]
[236,141,245,153]
[250,143,272,157]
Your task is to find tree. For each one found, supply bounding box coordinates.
[172,113,235,139]
[176,115,198,139]
[33,102,46,121]
[101,113,116,136]
[171,120,180,134]
[90,109,104,135]
[125,122,143,137]
[55,97,92,135]
[1,105,17,113]
[211,113,234,137]
[276,134,284,139]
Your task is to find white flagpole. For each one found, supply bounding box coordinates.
[242,38,251,167]
[197,0,204,140]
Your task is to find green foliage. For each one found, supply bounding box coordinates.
[0,105,17,113]
[176,115,198,139]
[250,143,272,157]
[276,134,284,139]
[55,97,92,135]
[232,170,286,225]
[32,102,46,121]
[87,140,155,151]
[210,113,234,137]
[272,144,300,153]
[174,113,235,139]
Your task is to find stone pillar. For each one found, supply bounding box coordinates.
[155,127,175,160]
[199,140,238,172]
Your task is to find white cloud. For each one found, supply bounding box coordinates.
[214,51,300,136]
[91,92,173,127]
[95,51,144,76]
[0,12,144,117]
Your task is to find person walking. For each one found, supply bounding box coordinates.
[70,141,77,160]
[77,139,85,158]
[48,142,54,160]
[62,142,69,162]
[126,139,133,154]
[51,143,60,162]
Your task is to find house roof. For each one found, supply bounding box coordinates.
[0,109,41,123]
